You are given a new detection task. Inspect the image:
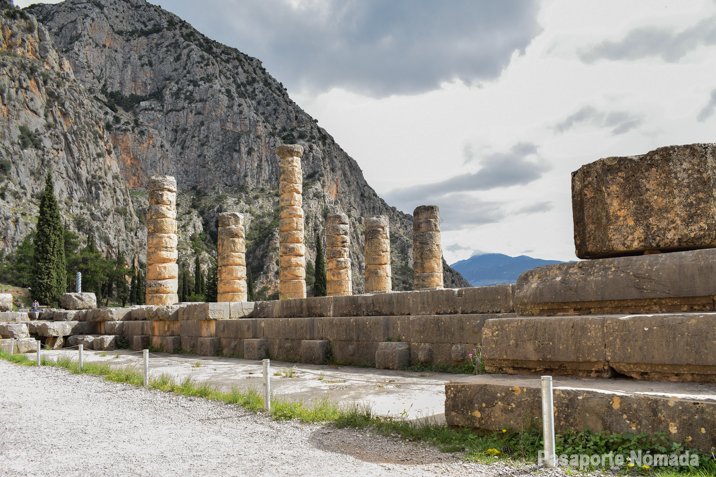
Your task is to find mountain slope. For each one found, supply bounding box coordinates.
[24,0,469,292]
[0,2,143,259]
[450,253,565,287]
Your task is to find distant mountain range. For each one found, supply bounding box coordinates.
[450,253,567,287]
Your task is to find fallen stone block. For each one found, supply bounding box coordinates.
[93,335,116,351]
[132,335,150,351]
[572,143,716,258]
[38,309,55,321]
[445,374,716,453]
[605,313,716,383]
[375,342,410,370]
[514,249,716,316]
[243,338,268,360]
[33,321,73,337]
[0,293,12,312]
[198,337,221,356]
[0,323,29,339]
[60,293,97,310]
[163,336,182,354]
[301,340,330,365]
[482,316,611,378]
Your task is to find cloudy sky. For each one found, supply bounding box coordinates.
[19,0,716,263]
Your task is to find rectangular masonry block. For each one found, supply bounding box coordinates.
[273,296,333,318]
[215,319,256,339]
[331,341,380,365]
[263,318,315,340]
[164,336,182,354]
[150,321,180,337]
[268,339,302,362]
[605,313,716,382]
[0,312,29,323]
[410,342,481,366]
[375,342,410,370]
[14,338,36,353]
[457,285,515,314]
[102,321,123,335]
[179,320,216,337]
[316,316,388,342]
[482,316,610,377]
[182,303,230,321]
[66,335,97,350]
[230,302,255,319]
[219,338,243,357]
[132,335,150,351]
[198,337,221,356]
[572,143,716,258]
[53,310,79,322]
[514,249,716,316]
[180,336,198,353]
[0,323,29,339]
[94,308,132,322]
[94,335,116,351]
[301,340,331,365]
[244,339,269,360]
[123,321,150,337]
[145,305,184,321]
[131,307,149,321]
[150,335,164,350]
[408,314,496,345]
[61,293,97,310]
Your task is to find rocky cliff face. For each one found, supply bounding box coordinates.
[22,0,469,292]
[0,2,143,260]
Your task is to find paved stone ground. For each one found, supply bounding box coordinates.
[0,360,587,477]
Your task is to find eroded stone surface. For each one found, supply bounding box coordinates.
[146,176,178,306]
[364,215,391,293]
[413,206,443,290]
[277,146,306,300]
[572,143,716,258]
[326,213,351,297]
[217,212,247,303]
[61,293,97,310]
[0,293,12,312]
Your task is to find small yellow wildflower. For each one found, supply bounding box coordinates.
[485,448,502,456]
[627,463,635,468]
[643,465,650,469]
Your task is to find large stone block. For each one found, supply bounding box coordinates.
[132,335,150,351]
[0,311,28,322]
[317,316,388,342]
[0,338,16,353]
[572,143,716,258]
[301,340,331,365]
[514,249,716,316]
[375,342,410,370]
[229,302,255,319]
[94,308,132,322]
[198,337,221,356]
[94,335,116,351]
[180,303,229,321]
[0,323,29,339]
[164,336,182,353]
[150,321,180,337]
[179,320,215,337]
[145,305,183,321]
[268,338,302,362]
[0,293,13,312]
[244,339,269,360]
[457,285,514,314]
[445,375,716,453]
[482,316,611,377]
[53,310,79,322]
[605,313,716,382]
[332,341,380,365]
[180,336,198,353]
[15,338,37,353]
[216,319,256,339]
[409,314,492,345]
[61,293,97,310]
[219,338,243,357]
[263,318,315,340]
[123,321,150,337]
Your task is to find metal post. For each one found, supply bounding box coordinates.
[76,272,82,293]
[36,340,40,366]
[143,349,149,388]
[79,344,83,371]
[262,359,271,412]
[541,376,556,468]
[9,338,13,356]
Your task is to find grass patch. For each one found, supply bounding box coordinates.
[1,350,713,474]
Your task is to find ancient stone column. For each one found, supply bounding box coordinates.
[364,215,391,293]
[276,144,306,300]
[326,213,352,296]
[146,176,179,306]
[217,212,247,302]
[413,205,443,289]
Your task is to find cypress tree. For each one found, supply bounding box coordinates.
[313,233,327,297]
[32,172,66,306]
[205,262,217,303]
[194,254,204,297]
[247,267,255,302]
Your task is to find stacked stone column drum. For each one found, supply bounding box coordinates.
[364,216,392,293]
[277,145,306,300]
[146,176,179,306]
[326,213,352,296]
[217,212,247,302]
[413,205,443,289]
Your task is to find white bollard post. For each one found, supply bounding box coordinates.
[79,344,84,371]
[9,338,14,356]
[36,340,40,366]
[262,358,271,412]
[143,349,149,388]
[541,376,556,468]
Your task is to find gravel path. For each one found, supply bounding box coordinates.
[0,360,580,476]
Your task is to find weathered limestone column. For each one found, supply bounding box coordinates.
[217,212,246,302]
[277,144,306,300]
[413,205,443,289]
[364,215,391,293]
[326,213,352,296]
[146,176,179,305]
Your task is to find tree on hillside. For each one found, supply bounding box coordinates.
[194,253,204,298]
[0,233,34,288]
[63,228,80,292]
[76,234,109,300]
[129,261,137,304]
[313,233,327,297]
[32,173,66,306]
[246,267,255,302]
[205,261,217,303]
[113,253,130,306]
